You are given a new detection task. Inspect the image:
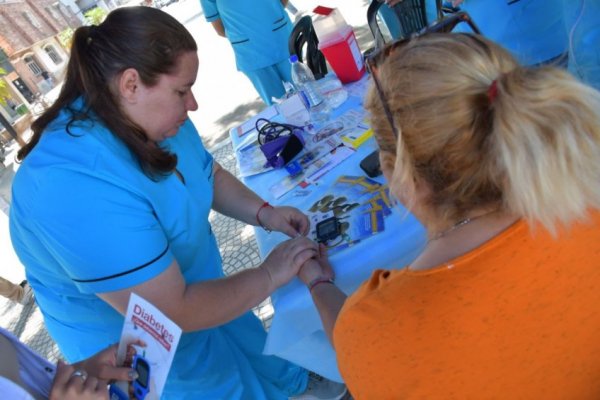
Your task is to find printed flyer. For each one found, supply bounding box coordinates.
[111,293,182,400]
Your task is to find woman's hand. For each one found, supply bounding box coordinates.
[260,236,319,289]
[73,343,139,383]
[298,244,335,286]
[259,205,310,237]
[49,361,108,400]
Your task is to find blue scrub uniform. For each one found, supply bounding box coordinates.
[200,0,293,105]
[456,0,568,66]
[563,0,600,90]
[9,99,308,399]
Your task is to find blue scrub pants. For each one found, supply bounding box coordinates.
[243,58,293,105]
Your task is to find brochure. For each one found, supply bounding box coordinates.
[111,293,182,400]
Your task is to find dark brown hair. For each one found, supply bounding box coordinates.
[17,6,197,177]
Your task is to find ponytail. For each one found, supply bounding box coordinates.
[365,33,600,233]
[491,67,600,233]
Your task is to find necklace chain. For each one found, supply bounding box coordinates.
[428,209,498,243]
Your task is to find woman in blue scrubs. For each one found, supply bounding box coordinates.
[563,0,600,89]
[200,0,293,105]
[383,0,568,66]
[9,7,344,400]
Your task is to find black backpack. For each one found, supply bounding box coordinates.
[288,16,328,80]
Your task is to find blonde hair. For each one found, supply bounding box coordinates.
[365,33,600,233]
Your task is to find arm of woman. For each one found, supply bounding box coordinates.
[98,236,317,332]
[211,162,310,236]
[210,19,226,37]
[298,246,347,344]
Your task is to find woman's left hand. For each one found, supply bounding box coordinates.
[260,205,310,237]
[72,343,140,383]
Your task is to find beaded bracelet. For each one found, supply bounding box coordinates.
[308,277,335,292]
[256,201,273,232]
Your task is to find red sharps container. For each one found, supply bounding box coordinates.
[312,6,366,84]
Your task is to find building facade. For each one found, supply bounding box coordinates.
[0,0,80,140]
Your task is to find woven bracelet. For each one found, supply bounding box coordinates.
[308,277,335,292]
[256,201,273,232]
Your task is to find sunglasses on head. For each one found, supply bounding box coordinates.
[366,12,481,140]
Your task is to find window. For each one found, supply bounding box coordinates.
[24,56,42,75]
[0,48,14,73]
[22,11,42,29]
[45,6,61,21]
[44,45,62,64]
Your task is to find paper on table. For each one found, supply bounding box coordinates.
[269,144,355,199]
[277,93,310,127]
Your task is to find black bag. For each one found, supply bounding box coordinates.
[288,16,328,80]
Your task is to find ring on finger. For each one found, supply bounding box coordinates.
[71,369,88,381]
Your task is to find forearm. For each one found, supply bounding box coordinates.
[99,262,274,333]
[178,267,273,331]
[212,162,265,226]
[210,19,226,37]
[310,283,347,344]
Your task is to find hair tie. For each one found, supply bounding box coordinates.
[86,25,98,45]
[487,79,498,103]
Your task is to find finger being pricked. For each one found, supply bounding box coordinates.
[287,236,319,266]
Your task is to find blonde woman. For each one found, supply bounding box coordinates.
[299,33,600,398]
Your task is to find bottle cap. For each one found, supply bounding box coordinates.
[289,54,299,63]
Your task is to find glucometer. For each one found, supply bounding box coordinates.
[316,216,342,243]
[132,355,151,400]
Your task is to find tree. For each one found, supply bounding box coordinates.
[0,67,12,106]
[0,67,22,144]
[84,7,108,26]
[57,7,108,50]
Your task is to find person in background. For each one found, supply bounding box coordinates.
[562,0,600,90]
[0,326,138,400]
[199,0,294,105]
[385,0,568,66]
[299,32,600,398]
[451,0,568,66]
[9,7,345,400]
[0,277,34,306]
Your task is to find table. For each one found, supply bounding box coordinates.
[228,76,427,382]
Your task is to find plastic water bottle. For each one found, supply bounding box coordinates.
[290,55,331,125]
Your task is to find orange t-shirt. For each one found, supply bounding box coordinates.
[334,212,600,399]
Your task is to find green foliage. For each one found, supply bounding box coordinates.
[0,67,11,106]
[58,27,75,49]
[15,104,28,115]
[85,7,108,26]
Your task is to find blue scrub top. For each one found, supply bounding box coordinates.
[457,0,568,66]
[563,0,600,89]
[200,0,293,72]
[9,99,306,399]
